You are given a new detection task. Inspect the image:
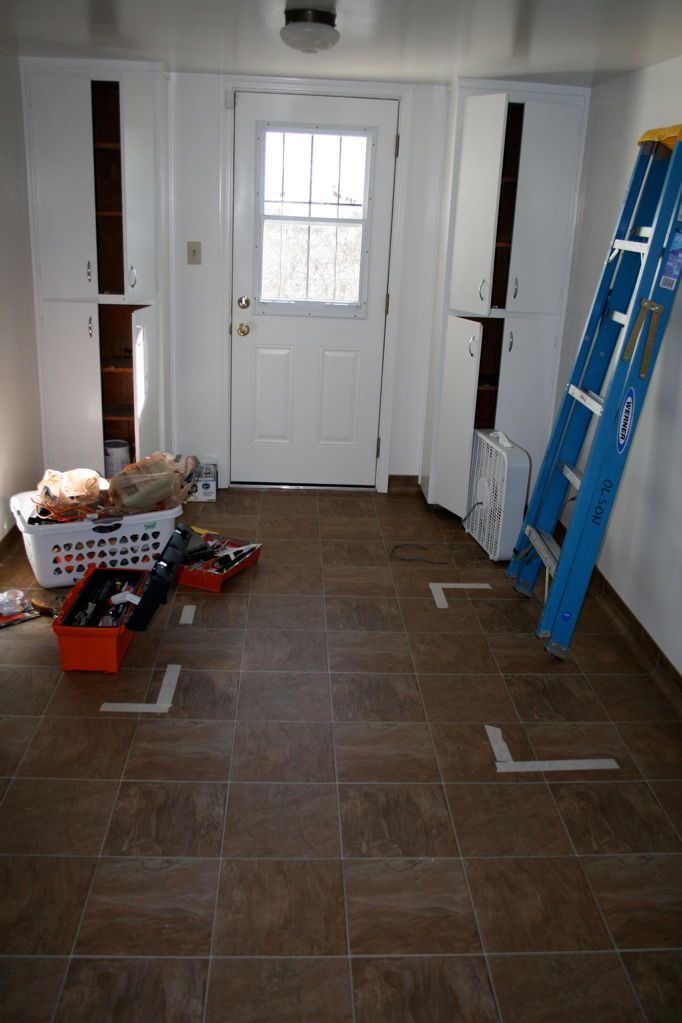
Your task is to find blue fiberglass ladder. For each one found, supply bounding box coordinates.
[506,124,682,658]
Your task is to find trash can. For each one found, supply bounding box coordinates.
[104,439,131,476]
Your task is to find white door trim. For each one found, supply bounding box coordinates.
[216,74,416,492]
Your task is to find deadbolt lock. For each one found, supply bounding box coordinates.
[237,296,251,309]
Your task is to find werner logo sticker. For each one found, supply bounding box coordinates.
[617,388,635,454]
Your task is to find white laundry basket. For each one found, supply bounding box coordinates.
[10,492,183,588]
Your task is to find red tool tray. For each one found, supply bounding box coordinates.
[178,532,261,591]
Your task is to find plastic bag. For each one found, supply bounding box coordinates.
[107,452,199,513]
[36,468,105,516]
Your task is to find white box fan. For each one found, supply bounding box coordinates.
[465,430,529,561]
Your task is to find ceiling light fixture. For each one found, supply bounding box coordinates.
[280,8,340,53]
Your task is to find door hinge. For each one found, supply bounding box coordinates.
[376,437,381,459]
[395,134,400,158]
[385,293,390,316]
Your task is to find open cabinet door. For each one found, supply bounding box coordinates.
[434,316,483,518]
[132,305,161,459]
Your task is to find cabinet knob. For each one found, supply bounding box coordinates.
[237,322,250,337]
[129,265,137,289]
[478,278,487,302]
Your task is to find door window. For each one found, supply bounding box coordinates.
[256,125,374,316]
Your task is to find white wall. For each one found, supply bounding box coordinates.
[559,55,682,670]
[169,73,446,486]
[0,50,43,540]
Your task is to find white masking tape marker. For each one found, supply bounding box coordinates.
[485,724,619,774]
[429,582,493,608]
[179,605,196,625]
[100,664,182,714]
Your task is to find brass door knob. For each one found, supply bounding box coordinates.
[237,322,250,336]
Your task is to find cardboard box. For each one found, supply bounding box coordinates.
[187,463,217,502]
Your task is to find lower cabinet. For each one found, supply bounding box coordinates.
[40,302,105,473]
[39,301,160,475]
[433,314,558,517]
[494,317,559,492]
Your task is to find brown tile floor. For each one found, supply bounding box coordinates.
[0,487,681,1022]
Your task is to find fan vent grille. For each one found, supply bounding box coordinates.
[465,430,529,561]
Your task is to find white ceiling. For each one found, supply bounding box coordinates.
[1,0,682,87]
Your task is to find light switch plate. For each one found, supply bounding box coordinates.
[187,241,202,265]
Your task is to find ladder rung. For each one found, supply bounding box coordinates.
[636,226,653,238]
[613,238,649,254]
[525,524,560,576]
[561,463,583,490]
[568,384,604,416]
[610,310,628,326]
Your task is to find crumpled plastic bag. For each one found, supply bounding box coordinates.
[36,468,105,514]
[107,452,199,513]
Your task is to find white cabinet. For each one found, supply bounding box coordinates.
[24,63,163,472]
[494,318,558,489]
[39,302,105,472]
[451,92,584,318]
[435,316,483,517]
[26,73,99,300]
[504,102,583,314]
[426,84,587,518]
[449,94,508,315]
[120,73,157,302]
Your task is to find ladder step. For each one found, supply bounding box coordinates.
[561,462,583,490]
[525,524,560,576]
[568,384,604,416]
[613,238,649,254]
[610,310,628,326]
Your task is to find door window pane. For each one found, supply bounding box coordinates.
[258,125,370,310]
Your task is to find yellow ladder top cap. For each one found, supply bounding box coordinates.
[638,124,682,149]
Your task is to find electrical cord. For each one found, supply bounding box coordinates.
[389,500,483,564]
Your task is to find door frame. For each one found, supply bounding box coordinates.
[217,74,417,492]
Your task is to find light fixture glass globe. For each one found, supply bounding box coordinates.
[280,9,340,53]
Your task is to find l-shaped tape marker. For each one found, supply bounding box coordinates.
[484,725,619,774]
[100,663,181,714]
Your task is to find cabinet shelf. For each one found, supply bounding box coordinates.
[103,405,134,420]
[102,361,133,373]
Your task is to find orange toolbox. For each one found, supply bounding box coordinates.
[53,524,191,672]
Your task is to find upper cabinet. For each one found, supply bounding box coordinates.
[26,73,99,300]
[450,91,584,318]
[25,68,157,303]
[23,62,165,473]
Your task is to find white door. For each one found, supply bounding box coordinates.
[231,91,398,486]
[132,304,161,459]
[506,101,583,313]
[26,72,99,300]
[40,301,104,472]
[495,317,558,490]
[434,315,483,518]
[449,93,508,314]
[120,73,157,302]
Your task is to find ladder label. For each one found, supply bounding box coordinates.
[660,229,682,290]
[592,478,614,526]
[617,387,635,454]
